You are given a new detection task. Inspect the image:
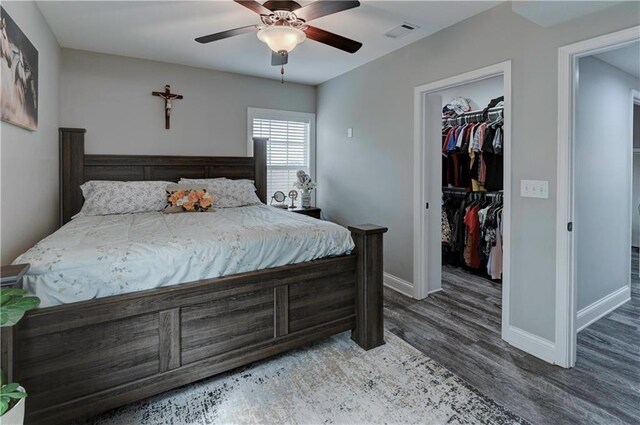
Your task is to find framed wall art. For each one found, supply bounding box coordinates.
[1,6,38,131]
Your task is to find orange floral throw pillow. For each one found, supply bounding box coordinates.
[165,184,213,213]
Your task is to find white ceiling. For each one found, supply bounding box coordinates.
[594,42,640,79]
[37,0,501,85]
[511,0,621,27]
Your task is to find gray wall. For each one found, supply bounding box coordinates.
[1,1,60,264]
[60,49,316,156]
[316,1,640,341]
[575,57,638,310]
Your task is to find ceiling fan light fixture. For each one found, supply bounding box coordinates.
[257,25,306,53]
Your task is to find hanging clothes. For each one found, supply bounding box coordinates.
[441,191,503,281]
[487,212,503,280]
[463,204,482,269]
[441,97,505,282]
[441,103,504,192]
[442,210,452,248]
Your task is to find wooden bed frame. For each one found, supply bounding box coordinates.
[2,128,387,425]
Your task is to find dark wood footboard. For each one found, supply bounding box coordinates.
[4,225,387,425]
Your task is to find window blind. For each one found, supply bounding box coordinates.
[252,117,310,199]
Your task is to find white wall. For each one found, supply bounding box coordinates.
[0,1,60,264]
[438,75,503,110]
[575,56,638,310]
[316,1,640,342]
[60,49,316,156]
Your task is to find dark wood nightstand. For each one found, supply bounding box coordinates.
[288,207,321,219]
[1,263,29,287]
[1,263,29,384]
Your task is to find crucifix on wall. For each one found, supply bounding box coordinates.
[152,84,183,129]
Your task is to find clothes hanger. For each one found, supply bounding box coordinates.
[481,193,493,208]
[491,110,504,128]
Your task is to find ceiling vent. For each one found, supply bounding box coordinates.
[384,22,419,39]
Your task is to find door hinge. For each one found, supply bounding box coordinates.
[567,222,573,232]
[426,202,429,210]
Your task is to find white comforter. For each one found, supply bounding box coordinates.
[14,205,355,307]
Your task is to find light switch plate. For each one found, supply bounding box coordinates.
[347,128,353,138]
[520,180,549,199]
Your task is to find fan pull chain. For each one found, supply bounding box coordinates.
[281,64,285,84]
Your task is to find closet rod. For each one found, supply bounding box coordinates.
[442,106,503,123]
[442,188,503,198]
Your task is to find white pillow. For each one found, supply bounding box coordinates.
[74,180,172,218]
[179,178,262,208]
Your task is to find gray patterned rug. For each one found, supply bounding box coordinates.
[78,332,528,425]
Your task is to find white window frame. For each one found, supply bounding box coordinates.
[247,107,316,202]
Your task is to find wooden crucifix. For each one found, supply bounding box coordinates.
[152,84,183,129]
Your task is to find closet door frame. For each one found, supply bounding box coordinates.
[555,26,640,368]
[413,61,512,342]
[633,92,640,276]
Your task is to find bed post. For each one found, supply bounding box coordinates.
[348,224,388,350]
[252,137,268,203]
[59,128,87,227]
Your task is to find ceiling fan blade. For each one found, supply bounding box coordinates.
[233,0,273,15]
[195,25,257,44]
[295,1,360,22]
[271,51,288,66]
[304,26,362,53]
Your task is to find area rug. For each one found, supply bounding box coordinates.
[77,332,528,425]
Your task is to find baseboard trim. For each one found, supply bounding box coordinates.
[505,325,556,364]
[383,273,414,298]
[577,285,631,332]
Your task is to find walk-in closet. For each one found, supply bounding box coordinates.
[441,96,504,282]
[411,70,510,355]
[438,76,506,288]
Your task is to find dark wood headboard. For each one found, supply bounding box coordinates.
[59,128,267,226]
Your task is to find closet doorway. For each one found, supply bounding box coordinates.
[413,61,514,345]
[556,26,640,368]
[634,100,640,276]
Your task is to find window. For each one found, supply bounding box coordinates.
[248,108,316,200]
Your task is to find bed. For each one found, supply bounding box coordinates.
[1,129,387,425]
[15,205,356,308]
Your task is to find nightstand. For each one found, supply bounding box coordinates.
[1,264,29,384]
[1,263,30,287]
[288,207,321,219]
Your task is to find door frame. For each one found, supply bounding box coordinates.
[413,61,512,340]
[555,26,640,368]
[633,91,640,275]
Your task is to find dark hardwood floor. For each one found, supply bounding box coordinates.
[384,249,639,425]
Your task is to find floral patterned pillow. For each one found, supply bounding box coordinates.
[74,180,172,218]
[165,184,213,213]
[178,178,262,208]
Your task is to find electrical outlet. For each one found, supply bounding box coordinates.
[520,180,549,199]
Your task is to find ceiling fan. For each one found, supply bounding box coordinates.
[196,0,363,81]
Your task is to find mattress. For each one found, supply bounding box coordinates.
[14,205,355,307]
